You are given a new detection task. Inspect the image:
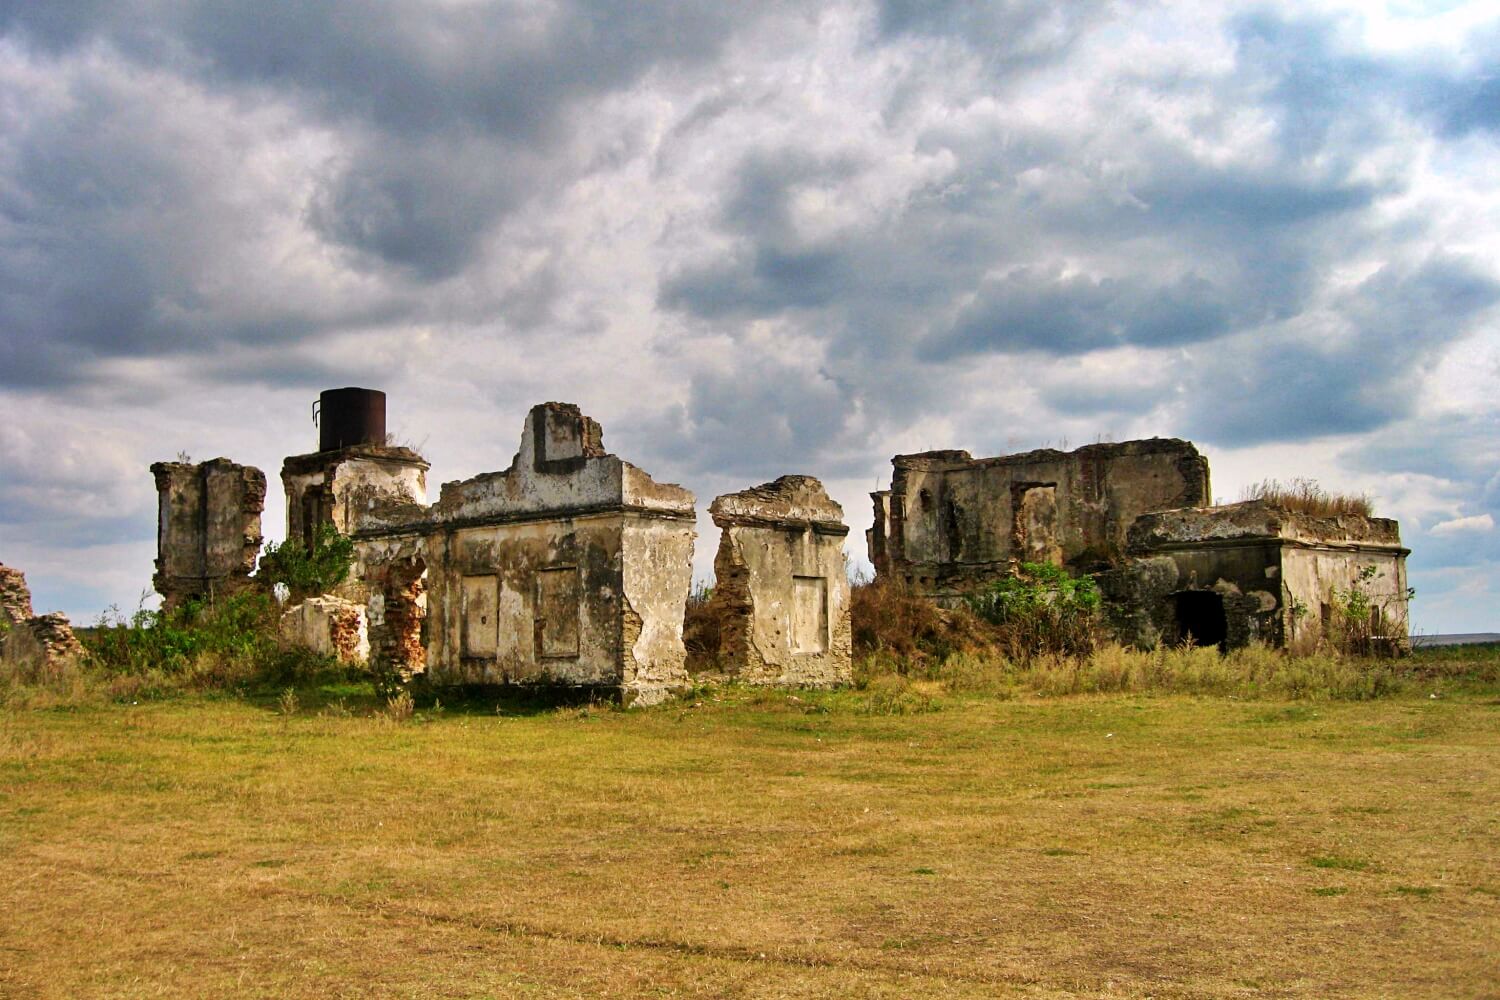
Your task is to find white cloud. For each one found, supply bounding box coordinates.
[1429,513,1495,535]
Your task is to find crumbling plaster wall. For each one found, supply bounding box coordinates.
[1281,543,1408,650]
[621,518,695,693]
[354,532,428,681]
[279,596,369,664]
[282,446,428,550]
[1107,501,1409,651]
[872,439,1209,597]
[150,458,265,610]
[1100,545,1285,650]
[702,477,852,687]
[351,403,694,704]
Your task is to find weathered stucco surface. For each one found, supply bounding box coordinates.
[700,477,852,687]
[867,435,1409,653]
[1104,500,1409,651]
[351,402,695,704]
[869,439,1209,598]
[150,458,266,610]
[279,595,369,664]
[282,445,428,550]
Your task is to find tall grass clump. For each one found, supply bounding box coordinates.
[850,575,995,672]
[893,642,1430,701]
[682,581,726,672]
[1242,477,1374,518]
[0,638,93,709]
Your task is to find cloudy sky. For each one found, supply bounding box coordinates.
[1,0,1497,633]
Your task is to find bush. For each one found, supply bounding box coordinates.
[683,581,726,672]
[962,562,1101,662]
[256,523,355,602]
[88,591,280,677]
[77,591,346,700]
[1324,566,1409,657]
[850,575,995,672]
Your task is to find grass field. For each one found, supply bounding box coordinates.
[2,659,1498,998]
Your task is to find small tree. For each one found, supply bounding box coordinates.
[257,523,355,602]
[1326,565,1407,657]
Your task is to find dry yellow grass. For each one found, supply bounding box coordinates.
[1240,478,1375,518]
[2,673,1498,998]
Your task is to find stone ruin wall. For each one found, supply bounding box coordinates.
[151,458,266,610]
[870,438,1210,598]
[350,402,696,704]
[1,562,86,674]
[279,595,370,664]
[868,437,1410,653]
[1104,501,1409,651]
[697,476,852,687]
[281,445,428,553]
[131,392,1413,678]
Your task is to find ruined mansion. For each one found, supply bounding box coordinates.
[140,388,1409,701]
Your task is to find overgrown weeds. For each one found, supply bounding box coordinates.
[1,590,354,709]
[853,640,1497,703]
[257,523,355,602]
[962,562,1101,662]
[682,580,727,672]
[1242,477,1374,517]
[1321,565,1410,657]
[849,575,996,671]
[384,690,415,723]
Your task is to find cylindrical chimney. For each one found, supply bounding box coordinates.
[317,387,386,452]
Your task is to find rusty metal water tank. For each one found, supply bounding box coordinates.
[315,387,386,452]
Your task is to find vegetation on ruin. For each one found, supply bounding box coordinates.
[72,592,353,703]
[1318,564,1414,656]
[1241,476,1375,517]
[962,561,1101,662]
[682,581,723,669]
[16,525,365,706]
[3,651,1498,997]
[256,522,356,602]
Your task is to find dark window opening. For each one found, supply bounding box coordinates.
[943,498,962,562]
[1172,590,1227,650]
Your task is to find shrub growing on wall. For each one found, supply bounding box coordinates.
[963,562,1101,662]
[257,523,355,602]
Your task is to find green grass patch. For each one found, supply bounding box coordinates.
[1309,854,1372,872]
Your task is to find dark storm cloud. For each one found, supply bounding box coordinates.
[1,1,748,136]
[923,268,1235,359]
[0,1,796,386]
[1187,257,1500,447]
[1344,411,1500,489]
[638,359,870,482]
[3,0,1500,626]
[1231,9,1500,142]
[659,5,1500,463]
